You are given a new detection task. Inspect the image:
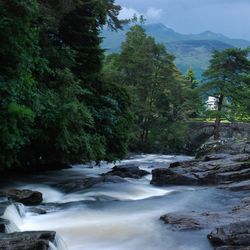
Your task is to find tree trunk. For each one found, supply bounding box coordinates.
[214,94,224,140]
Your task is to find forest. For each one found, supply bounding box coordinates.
[1,1,250,250]
[0,0,250,172]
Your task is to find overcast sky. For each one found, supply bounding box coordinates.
[116,0,250,40]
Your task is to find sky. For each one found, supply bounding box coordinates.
[116,0,250,40]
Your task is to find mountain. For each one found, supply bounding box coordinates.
[102,23,250,78]
[167,40,234,79]
[192,31,250,48]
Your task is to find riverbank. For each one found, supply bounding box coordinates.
[152,139,250,249]
[0,141,249,250]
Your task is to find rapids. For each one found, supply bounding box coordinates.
[0,154,246,250]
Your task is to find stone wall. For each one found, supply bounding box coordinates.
[186,122,250,152]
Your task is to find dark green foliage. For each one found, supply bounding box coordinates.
[0,0,39,169]
[202,48,250,139]
[0,0,132,171]
[103,25,202,153]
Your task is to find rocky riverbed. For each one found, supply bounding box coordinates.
[0,140,249,250]
[153,140,250,249]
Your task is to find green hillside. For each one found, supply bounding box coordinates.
[167,40,234,78]
[102,23,250,78]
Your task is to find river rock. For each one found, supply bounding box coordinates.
[26,207,47,215]
[160,211,233,231]
[224,180,250,191]
[0,219,10,233]
[151,151,250,188]
[160,213,204,230]
[55,175,126,192]
[2,189,43,206]
[215,246,250,250]
[103,165,149,179]
[207,221,250,248]
[197,140,250,157]
[0,231,56,250]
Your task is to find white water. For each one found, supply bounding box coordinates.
[2,204,23,231]
[49,242,58,250]
[2,154,245,250]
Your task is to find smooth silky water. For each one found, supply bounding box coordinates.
[2,154,246,250]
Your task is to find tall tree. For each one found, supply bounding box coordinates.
[104,25,201,152]
[0,0,40,170]
[202,48,250,139]
[0,0,132,171]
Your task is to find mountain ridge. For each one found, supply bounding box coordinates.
[102,23,250,78]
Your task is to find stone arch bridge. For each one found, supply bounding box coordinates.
[186,122,250,152]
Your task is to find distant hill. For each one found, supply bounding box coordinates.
[102,23,250,78]
[167,40,234,79]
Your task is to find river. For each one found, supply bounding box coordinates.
[1,154,246,250]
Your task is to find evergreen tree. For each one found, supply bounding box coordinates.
[202,48,250,139]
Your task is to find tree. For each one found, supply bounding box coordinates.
[202,48,250,139]
[0,0,133,171]
[186,67,198,88]
[118,26,176,144]
[0,0,40,170]
[104,25,201,152]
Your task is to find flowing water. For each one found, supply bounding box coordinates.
[0,154,246,250]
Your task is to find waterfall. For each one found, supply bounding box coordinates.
[5,220,20,233]
[1,204,24,231]
[54,234,69,250]
[48,234,68,250]
[48,242,58,250]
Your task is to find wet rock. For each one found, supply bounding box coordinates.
[225,180,250,191]
[151,168,199,185]
[202,153,229,161]
[160,213,203,230]
[103,165,149,179]
[0,231,56,250]
[207,221,250,248]
[0,219,10,233]
[151,147,250,187]
[215,246,250,250]
[2,189,43,206]
[242,197,250,205]
[160,211,232,231]
[197,140,250,157]
[26,207,47,215]
[230,198,250,216]
[56,175,125,192]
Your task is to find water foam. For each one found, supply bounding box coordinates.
[54,234,69,250]
[1,204,23,230]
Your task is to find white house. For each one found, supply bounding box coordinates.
[206,96,217,110]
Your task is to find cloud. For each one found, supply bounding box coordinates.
[145,7,163,20]
[116,0,250,39]
[119,6,141,19]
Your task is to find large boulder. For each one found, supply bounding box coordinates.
[151,150,250,188]
[2,189,43,206]
[103,165,149,179]
[0,231,56,250]
[151,168,199,185]
[208,221,250,248]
